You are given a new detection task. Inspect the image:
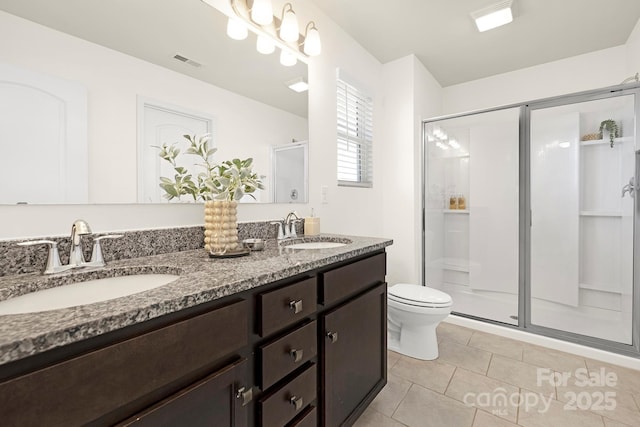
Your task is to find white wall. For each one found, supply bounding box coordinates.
[381,55,442,286]
[442,46,629,115]
[0,3,389,240]
[627,18,640,75]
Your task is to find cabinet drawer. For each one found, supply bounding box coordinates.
[258,277,317,337]
[0,299,248,427]
[287,406,317,427]
[259,321,317,389]
[321,252,386,305]
[259,363,317,427]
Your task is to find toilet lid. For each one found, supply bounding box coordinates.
[388,284,452,307]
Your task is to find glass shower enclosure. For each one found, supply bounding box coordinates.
[423,84,640,355]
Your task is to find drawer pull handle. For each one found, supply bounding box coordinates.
[236,386,253,406]
[289,299,303,314]
[290,395,304,410]
[326,331,339,343]
[290,348,304,362]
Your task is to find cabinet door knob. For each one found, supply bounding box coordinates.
[236,386,253,406]
[289,299,303,314]
[290,395,304,410]
[326,331,339,343]
[290,348,304,362]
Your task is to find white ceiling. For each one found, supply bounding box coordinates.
[309,0,640,86]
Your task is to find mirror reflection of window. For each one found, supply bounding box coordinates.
[272,142,308,203]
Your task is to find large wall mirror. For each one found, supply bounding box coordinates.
[0,0,308,204]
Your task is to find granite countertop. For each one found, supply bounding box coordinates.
[0,234,392,366]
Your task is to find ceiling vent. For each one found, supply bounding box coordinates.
[173,54,202,68]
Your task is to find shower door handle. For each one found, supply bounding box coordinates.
[622,177,635,198]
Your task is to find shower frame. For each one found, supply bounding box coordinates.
[421,82,640,357]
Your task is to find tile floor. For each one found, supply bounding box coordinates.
[354,323,640,427]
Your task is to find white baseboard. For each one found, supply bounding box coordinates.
[443,314,640,371]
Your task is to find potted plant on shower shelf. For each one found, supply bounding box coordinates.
[599,119,619,148]
[155,133,264,254]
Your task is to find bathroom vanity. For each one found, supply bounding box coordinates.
[0,233,391,426]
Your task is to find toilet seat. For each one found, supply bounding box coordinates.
[388,284,452,308]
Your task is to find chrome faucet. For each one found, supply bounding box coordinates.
[17,219,122,274]
[284,211,301,239]
[69,219,92,266]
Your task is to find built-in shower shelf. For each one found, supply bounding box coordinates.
[441,257,470,272]
[444,209,469,214]
[580,136,634,146]
[579,211,623,217]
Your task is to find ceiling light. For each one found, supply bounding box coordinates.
[226,16,248,40]
[286,77,308,92]
[471,0,513,32]
[280,50,297,67]
[256,34,275,54]
[250,0,273,25]
[303,22,321,56]
[279,3,299,42]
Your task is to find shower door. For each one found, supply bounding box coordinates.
[423,107,520,325]
[528,91,638,346]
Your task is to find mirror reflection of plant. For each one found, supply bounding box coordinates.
[154,134,217,201]
[205,158,264,201]
[155,134,263,202]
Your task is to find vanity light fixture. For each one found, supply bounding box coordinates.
[286,76,308,92]
[471,0,514,32]
[226,15,248,40]
[202,0,321,67]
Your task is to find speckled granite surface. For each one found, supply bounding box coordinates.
[0,233,392,365]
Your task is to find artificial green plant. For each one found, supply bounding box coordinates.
[599,119,619,148]
[155,134,263,202]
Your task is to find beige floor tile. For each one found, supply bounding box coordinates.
[468,331,525,361]
[585,360,640,395]
[487,355,556,397]
[437,322,474,345]
[522,344,587,373]
[518,397,605,427]
[473,410,519,427]
[388,350,401,370]
[353,407,408,427]
[437,339,492,374]
[369,372,412,417]
[603,417,635,427]
[445,368,520,422]
[393,383,476,427]
[391,355,456,394]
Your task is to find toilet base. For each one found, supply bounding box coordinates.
[390,324,439,360]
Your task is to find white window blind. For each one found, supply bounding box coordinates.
[337,77,373,187]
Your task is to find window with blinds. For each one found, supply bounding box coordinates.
[337,77,373,187]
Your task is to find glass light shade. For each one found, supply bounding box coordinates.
[279,6,299,42]
[256,35,276,54]
[303,25,321,56]
[226,16,248,40]
[251,0,273,25]
[279,50,297,67]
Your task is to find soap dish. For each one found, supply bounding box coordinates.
[209,247,251,258]
[242,238,265,251]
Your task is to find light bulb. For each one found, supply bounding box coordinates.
[279,50,297,66]
[256,35,275,54]
[251,0,273,25]
[303,22,321,56]
[226,16,248,40]
[279,3,299,42]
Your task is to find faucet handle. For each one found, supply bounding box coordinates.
[89,234,124,265]
[270,221,285,240]
[17,240,64,274]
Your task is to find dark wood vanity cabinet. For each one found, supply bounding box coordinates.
[0,250,387,427]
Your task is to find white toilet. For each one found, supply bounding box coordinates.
[387,283,453,360]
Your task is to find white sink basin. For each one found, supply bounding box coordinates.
[285,241,348,250]
[0,274,179,315]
